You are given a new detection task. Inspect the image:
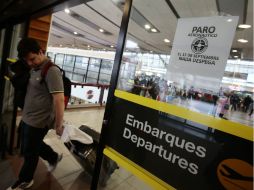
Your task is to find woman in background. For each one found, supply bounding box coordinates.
[217,93,230,119]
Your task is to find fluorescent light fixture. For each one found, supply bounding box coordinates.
[151,28,157,32]
[87,45,90,48]
[227,19,232,22]
[234,56,238,58]
[99,28,104,32]
[232,49,237,52]
[144,24,151,29]
[126,40,139,49]
[237,39,248,43]
[64,9,70,14]
[164,38,170,43]
[73,31,78,35]
[110,45,114,48]
[59,44,62,47]
[238,24,251,29]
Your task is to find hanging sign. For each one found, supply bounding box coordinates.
[167,16,238,92]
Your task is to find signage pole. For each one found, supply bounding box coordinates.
[90,0,133,189]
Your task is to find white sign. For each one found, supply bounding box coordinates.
[71,86,100,103]
[167,16,238,92]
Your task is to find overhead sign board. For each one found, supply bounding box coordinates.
[167,16,239,92]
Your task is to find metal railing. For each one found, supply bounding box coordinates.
[68,81,110,107]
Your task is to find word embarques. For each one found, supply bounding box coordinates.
[123,114,208,175]
[126,114,206,158]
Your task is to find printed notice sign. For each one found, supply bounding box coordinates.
[167,16,238,92]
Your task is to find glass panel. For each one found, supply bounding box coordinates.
[88,58,101,72]
[72,74,84,82]
[0,23,26,154]
[73,56,88,79]
[99,73,111,84]
[64,55,75,67]
[75,56,89,71]
[0,29,5,66]
[47,52,54,60]
[86,58,101,83]
[99,60,113,84]
[86,71,99,83]
[55,53,64,68]
[62,65,73,72]
[117,0,253,127]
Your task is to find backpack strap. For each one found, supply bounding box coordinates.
[40,60,63,83]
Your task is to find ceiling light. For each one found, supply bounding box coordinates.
[99,28,104,33]
[237,39,248,43]
[110,45,114,48]
[87,45,90,48]
[227,19,232,22]
[73,31,78,35]
[126,40,139,49]
[64,9,70,14]
[144,24,151,29]
[234,56,238,58]
[164,38,170,43]
[103,48,106,51]
[150,51,153,53]
[151,28,157,32]
[59,44,62,47]
[238,24,251,29]
[232,49,237,52]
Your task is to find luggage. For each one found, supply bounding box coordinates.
[62,124,118,186]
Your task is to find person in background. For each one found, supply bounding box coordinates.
[230,93,239,111]
[249,102,253,116]
[7,38,65,190]
[217,93,230,119]
[243,95,253,112]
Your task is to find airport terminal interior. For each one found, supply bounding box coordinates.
[0,0,253,189]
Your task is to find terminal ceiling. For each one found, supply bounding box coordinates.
[0,0,252,60]
[48,0,253,61]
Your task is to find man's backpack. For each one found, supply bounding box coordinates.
[41,61,72,108]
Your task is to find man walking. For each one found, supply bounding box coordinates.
[7,38,65,190]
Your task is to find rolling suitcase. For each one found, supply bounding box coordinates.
[62,124,118,186]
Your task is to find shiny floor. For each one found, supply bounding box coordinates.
[1,105,253,190]
[1,107,152,190]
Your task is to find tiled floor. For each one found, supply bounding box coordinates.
[2,107,152,190]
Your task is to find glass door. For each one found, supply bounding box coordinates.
[0,23,27,156]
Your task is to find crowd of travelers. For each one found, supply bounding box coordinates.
[130,74,253,119]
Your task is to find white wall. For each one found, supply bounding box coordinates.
[47,47,115,60]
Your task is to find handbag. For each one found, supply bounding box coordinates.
[224,104,230,110]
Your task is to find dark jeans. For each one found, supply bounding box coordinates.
[19,121,58,182]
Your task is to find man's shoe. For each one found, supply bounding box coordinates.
[6,179,34,190]
[48,153,63,172]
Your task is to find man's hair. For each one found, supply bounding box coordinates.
[17,38,41,59]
